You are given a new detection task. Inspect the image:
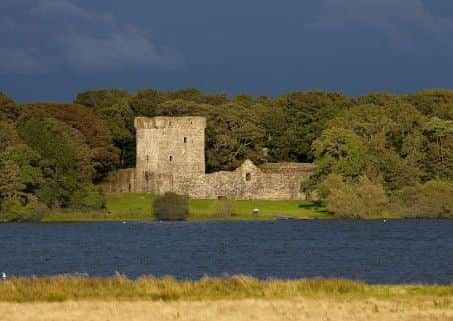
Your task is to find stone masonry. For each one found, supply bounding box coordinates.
[101,116,316,200]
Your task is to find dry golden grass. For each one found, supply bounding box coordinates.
[2,277,452,321]
[2,297,453,321]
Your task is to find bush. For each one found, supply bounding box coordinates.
[70,185,107,211]
[153,192,189,221]
[392,180,453,218]
[214,197,236,217]
[0,198,47,222]
[319,175,388,218]
[36,186,70,208]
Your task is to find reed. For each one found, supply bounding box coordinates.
[1,276,451,303]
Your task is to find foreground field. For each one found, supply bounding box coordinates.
[43,193,332,222]
[1,277,452,321]
[3,297,453,321]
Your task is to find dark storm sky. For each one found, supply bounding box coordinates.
[1,0,453,102]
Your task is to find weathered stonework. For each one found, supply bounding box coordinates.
[101,116,316,200]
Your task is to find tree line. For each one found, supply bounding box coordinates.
[0,88,452,221]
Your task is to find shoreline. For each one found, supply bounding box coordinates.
[40,216,405,223]
[5,215,449,224]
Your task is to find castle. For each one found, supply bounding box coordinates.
[102,116,316,200]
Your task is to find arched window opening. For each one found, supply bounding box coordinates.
[169,155,173,162]
[184,137,187,143]
[246,173,251,181]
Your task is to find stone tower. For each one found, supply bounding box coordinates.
[134,116,206,194]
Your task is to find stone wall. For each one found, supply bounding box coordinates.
[101,168,136,193]
[101,116,316,200]
[203,160,314,200]
[101,160,315,200]
[135,116,206,194]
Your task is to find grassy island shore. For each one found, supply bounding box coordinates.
[1,276,452,321]
[43,193,335,222]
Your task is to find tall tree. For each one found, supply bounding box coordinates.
[19,102,119,180]
[264,91,355,162]
[75,89,136,167]
[0,92,20,121]
[0,144,43,201]
[18,118,94,207]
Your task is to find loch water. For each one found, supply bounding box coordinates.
[0,220,452,284]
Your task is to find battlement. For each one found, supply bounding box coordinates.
[134,116,206,130]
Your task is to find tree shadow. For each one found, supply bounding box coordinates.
[298,201,331,215]
[298,201,323,208]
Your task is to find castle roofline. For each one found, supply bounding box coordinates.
[134,116,206,129]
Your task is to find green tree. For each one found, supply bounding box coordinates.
[405,90,453,120]
[75,89,136,167]
[0,121,21,151]
[20,102,119,180]
[325,103,427,190]
[17,118,94,207]
[266,91,355,162]
[0,144,47,222]
[357,92,401,106]
[313,128,370,179]
[130,88,170,117]
[169,88,228,105]
[0,92,20,121]
[424,117,453,179]
[0,144,43,201]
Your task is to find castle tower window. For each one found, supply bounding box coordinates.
[246,173,251,181]
[184,137,187,143]
[169,155,173,162]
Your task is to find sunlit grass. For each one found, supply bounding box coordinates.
[43,193,332,222]
[0,276,452,303]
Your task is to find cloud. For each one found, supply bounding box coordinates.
[311,0,453,49]
[0,0,184,74]
[0,48,47,74]
[58,27,184,72]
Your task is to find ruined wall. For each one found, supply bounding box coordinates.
[101,168,137,193]
[203,160,314,200]
[101,116,316,200]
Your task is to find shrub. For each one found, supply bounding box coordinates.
[153,192,189,221]
[36,186,69,208]
[70,185,107,211]
[320,175,388,218]
[0,198,47,222]
[214,197,236,217]
[392,180,453,218]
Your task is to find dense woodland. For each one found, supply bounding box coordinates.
[0,88,452,221]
